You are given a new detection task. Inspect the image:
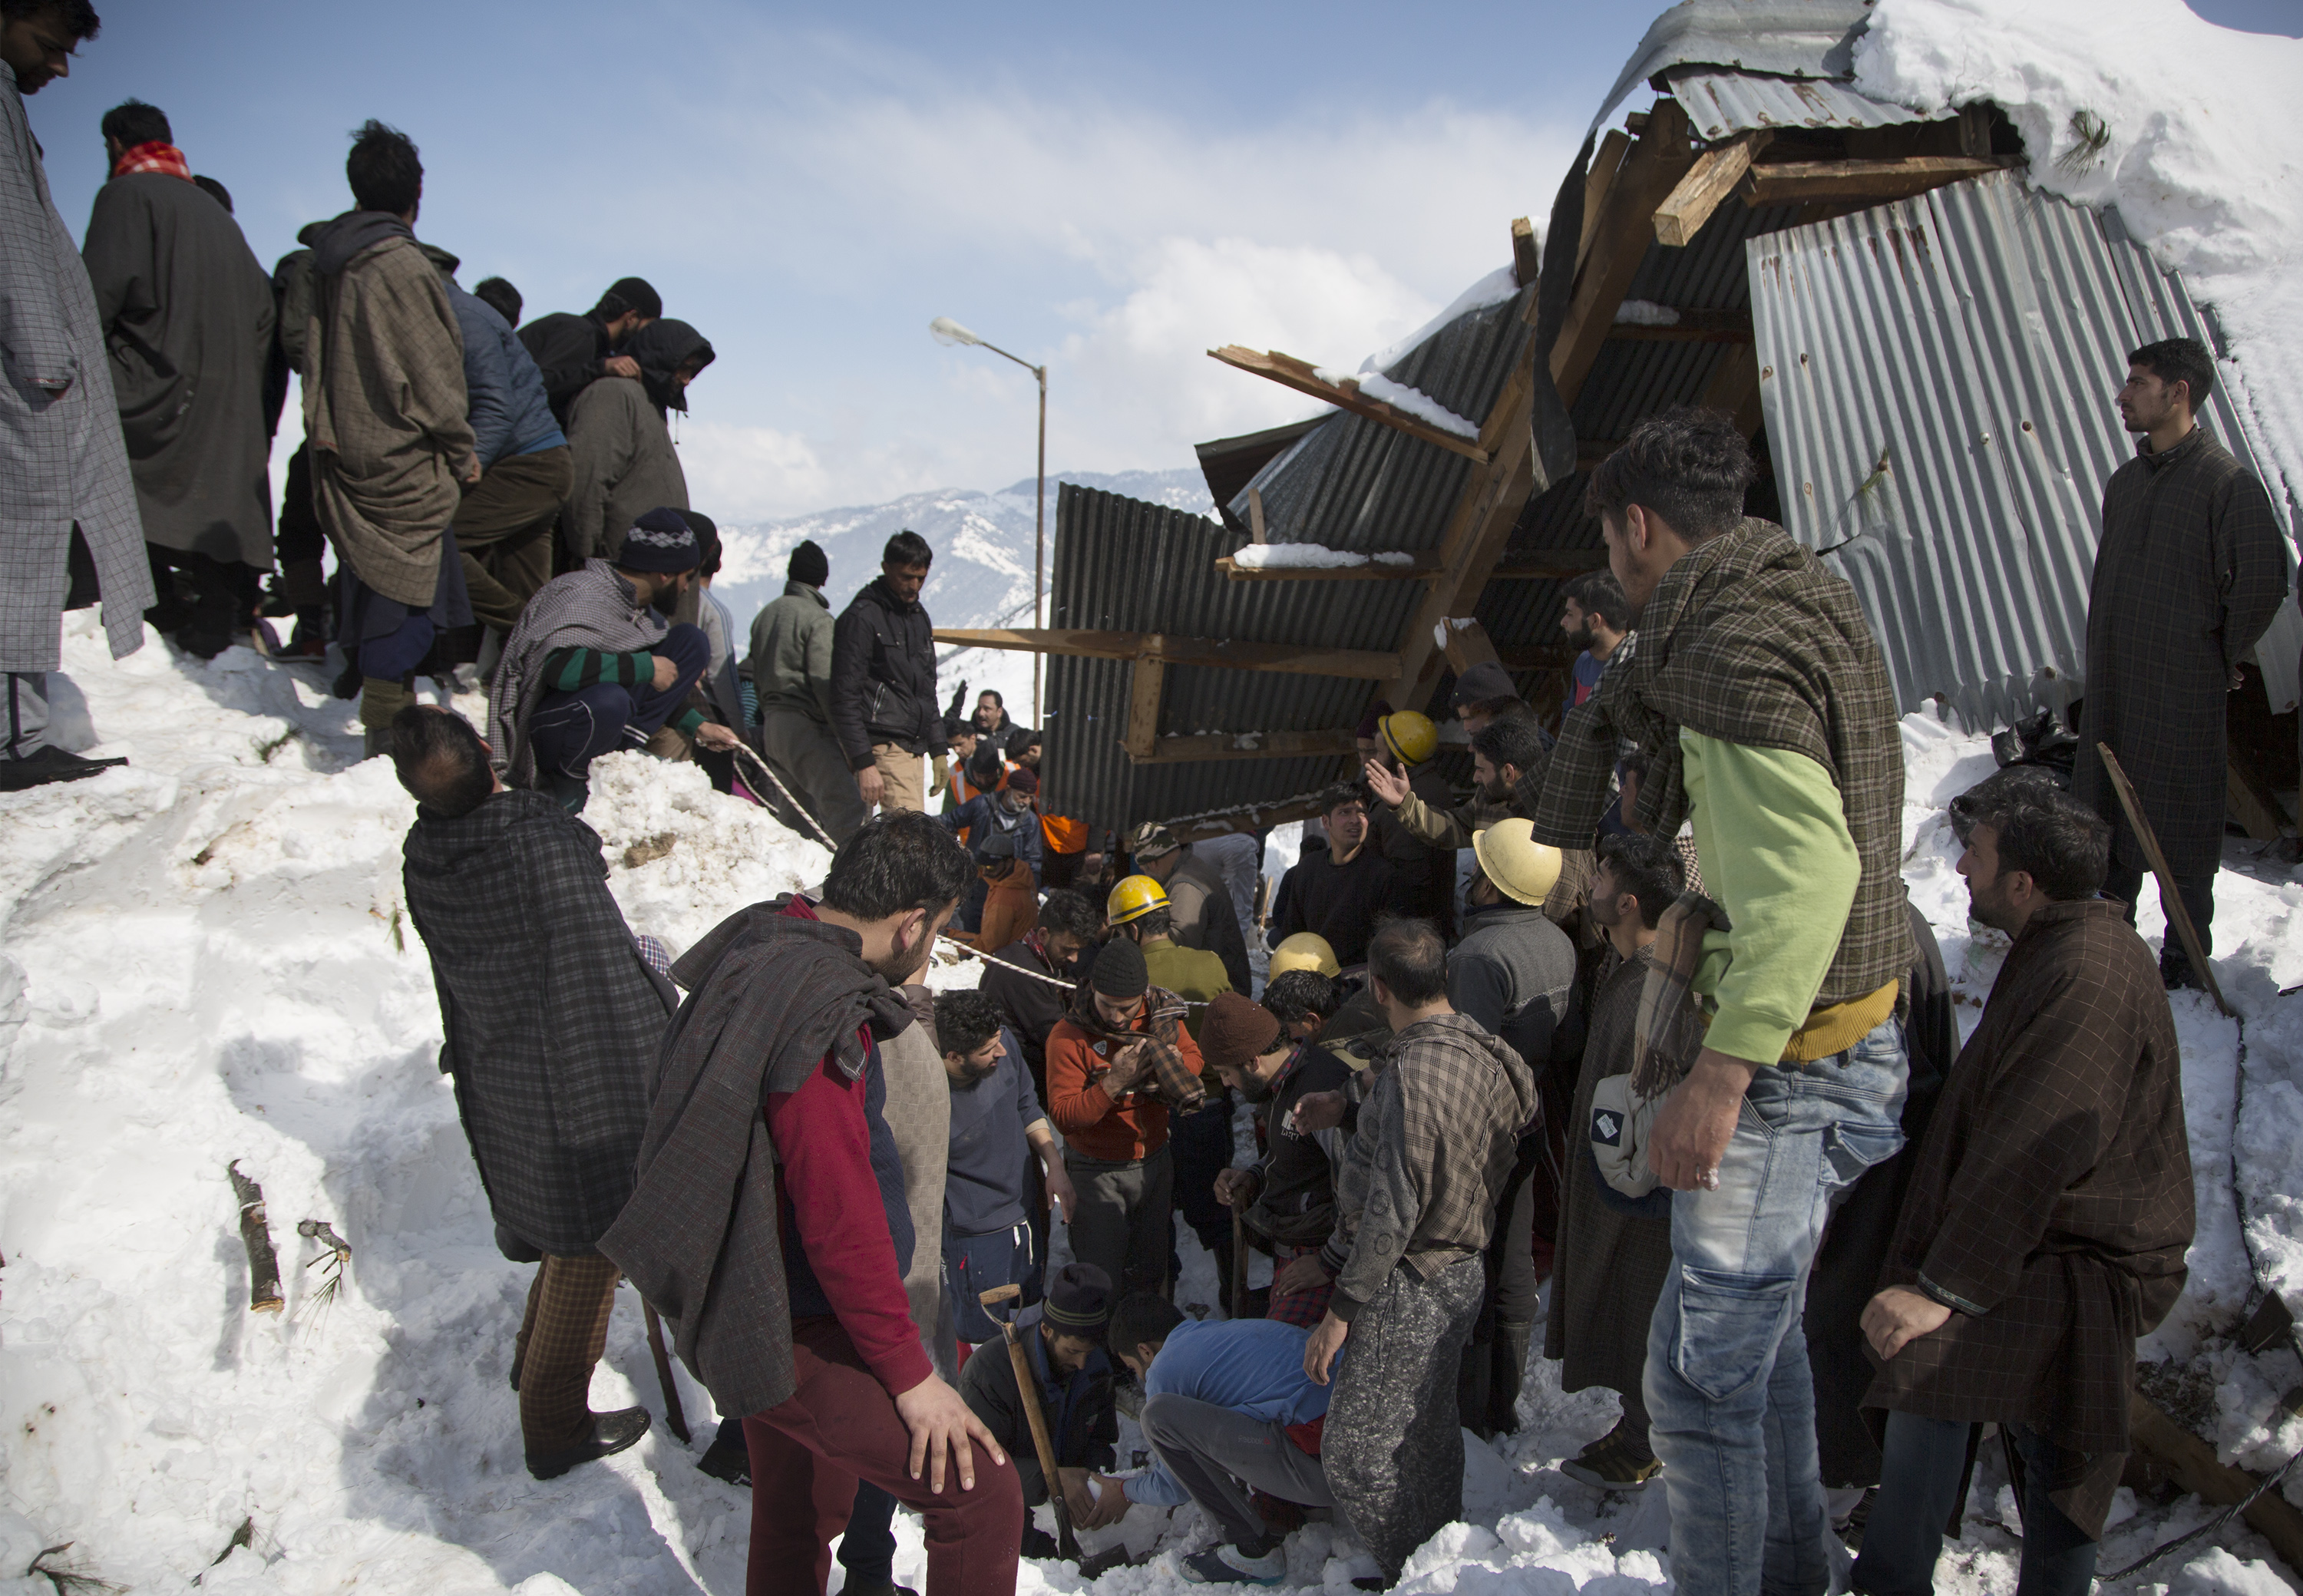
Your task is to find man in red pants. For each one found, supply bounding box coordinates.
[603,811,1022,1595]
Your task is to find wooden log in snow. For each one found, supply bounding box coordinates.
[227,1161,283,1313]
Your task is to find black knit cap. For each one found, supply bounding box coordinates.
[1452,659,1515,706]
[1091,937,1148,998]
[1042,1263,1115,1333]
[617,507,699,573]
[601,276,662,319]
[788,539,829,587]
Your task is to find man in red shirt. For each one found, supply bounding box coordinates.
[1045,938,1207,1297]
[602,812,1019,1596]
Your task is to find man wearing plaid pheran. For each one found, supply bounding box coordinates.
[1532,408,1915,1596]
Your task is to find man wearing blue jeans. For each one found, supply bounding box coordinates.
[1534,410,1917,1596]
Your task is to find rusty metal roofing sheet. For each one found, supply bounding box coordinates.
[1591,0,1875,135]
[1667,68,1921,143]
[1749,169,2301,728]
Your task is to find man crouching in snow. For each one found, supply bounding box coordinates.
[601,811,1021,1596]
[1853,785,2192,1596]
[392,705,672,1479]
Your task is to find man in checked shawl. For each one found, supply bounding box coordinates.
[0,0,157,792]
[1303,917,1536,1587]
[2071,335,2289,990]
[1854,784,2190,1596]
[1531,408,1915,1596]
[392,705,669,1479]
[1043,937,1208,1297]
[303,120,475,753]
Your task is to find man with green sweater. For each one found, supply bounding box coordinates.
[1532,409,1913,1596]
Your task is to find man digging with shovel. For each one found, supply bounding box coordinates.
[957,1264,1119,1563]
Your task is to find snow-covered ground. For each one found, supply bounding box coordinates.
[3,621,2301,1596]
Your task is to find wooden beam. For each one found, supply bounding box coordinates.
[1554,100,1697,411]
[1579,129,1634,264]
[1246,486,1267,544]
[1217,547,1607,583]
[1207,346,1491,464]
[1132,728,1362,765]
[1438,619,1502,676]
[1123,658,1165,762]
[933,627,1400,679]
[1512,216,1541,289]
[1605,307,1754,345]
[1496,645,1579,671]
[2129,1393,2303,1572]
[1742,155,2012,206]
[1654,131,1770,247]
[1168,791,1337,841]
[2229,752,2290,841]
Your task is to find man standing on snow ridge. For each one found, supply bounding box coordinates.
[0,0,156,792]
[748,538,871,844]
[392,705,666,1480]
[600,813,1021,1596]
[1854,785,2191,1596]
[831,529,947,817]
[2071,335,2288,990]
[1531,408,1915,1596]
[82,96,274,662]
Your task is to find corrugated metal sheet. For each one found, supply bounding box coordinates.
[1042,485,1378,833]
[1667,68,1921,143]
[1591,0,1874,136]
[1750,170,2301,727]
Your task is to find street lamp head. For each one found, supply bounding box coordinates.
[930,316,983,348]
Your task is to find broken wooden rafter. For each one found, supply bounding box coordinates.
[1511,216,1540,288]
[1206,346,1491,464]
[1123,659,1165,761]
[1604,306,1754,345]
[933,627,1400,679]
[1553,100,1697,411]
[1654,131,1771,247]
[1215,547,1609,583]
[2127,1392,2303,1573]
[1741,154,2015,206]
[1134,728,1361,765]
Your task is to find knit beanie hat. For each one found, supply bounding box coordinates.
[1004,767,1039,795]
[618,507,699,573]
[1200,990,1282,1077]
[788,539,829,588]
[1091,937,1148,998]
[602,275,662,320]
[1452,659,1515,706]
[1042,1263,1115,1334]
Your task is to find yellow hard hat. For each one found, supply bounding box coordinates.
[1106,874,1171,926]
[1268,932,1342,979]
[1472,819,1564,907]
[1379,710,1439,766]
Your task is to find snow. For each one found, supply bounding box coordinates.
[1312,367,1484,440]
[1234,545,1416,570]
[1855,0,2303,504]
[1357,266,1525,380]
[5,629,2303,1594]
[1612,301,1680,327]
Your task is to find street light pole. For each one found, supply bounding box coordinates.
[931,317,1048,725]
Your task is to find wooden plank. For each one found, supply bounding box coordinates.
[2229,752,2289,842]
[1700,342,1764,439]
[1958,104,1994,160]
[1579,129,1634,263]
[1123,658,1165,761]
[1512,216,1541,288]
[933,627,1401,679]
[1553,99,1697,411]
[1132,728,1362,766]
[1217,553,1441,583]
[1742,155,2011,206]
[1207,346,1491,464]
[2097,742,2232,1016]
[2129,1393,2303,1572]
[1438,619,1502,676]
[1169,791,1337,841]
[1605,323,1754,345]
[1247,486,1267,544]
[1654,131,1769,247]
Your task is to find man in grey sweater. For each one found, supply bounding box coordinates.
[746,539,867,844]
[1305,918,1536,1585]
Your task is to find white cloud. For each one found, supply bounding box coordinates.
[676,421,833,525]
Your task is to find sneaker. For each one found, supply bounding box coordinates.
[526,1406,651,1480]
[0,745,127,792]
[1180,1541,1287,1586]
[1559,1419,1661,1492]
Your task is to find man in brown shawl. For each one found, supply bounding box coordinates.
[303,121,475,751]
[1855,784,2191,1596]
[2071,336,2289,989]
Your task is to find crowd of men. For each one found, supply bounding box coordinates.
[5,6,2296,1596]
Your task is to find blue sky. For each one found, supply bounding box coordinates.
[28,0,2295,522]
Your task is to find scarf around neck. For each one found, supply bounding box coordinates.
[1064,985,1204,1112]
[113,141,191,181]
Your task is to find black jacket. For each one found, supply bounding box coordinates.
[1244,1043,1353,1247]
[956,1306,1116,1505]
[981,935,1078,1093]
[1268,843,1395,969]
[517,309,612,426]
[831,575,946,768]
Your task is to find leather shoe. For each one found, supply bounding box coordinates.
[0,745,127,792]
[526,1406,651,1480]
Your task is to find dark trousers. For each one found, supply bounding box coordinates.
[1067,1143,1174,1297]
[1853,1414,2098,1596]
[841,1481,900,1588]
[745,1317,1022,1596]
[145,545,249,656]
[1171,1095,1237,1290]
[1459,1157,1539,1439]
[527,623,709,781]
[276,442,329,621]
[509,1253,620,1458]
[2103,857,2215,964]
[454,446,571,633]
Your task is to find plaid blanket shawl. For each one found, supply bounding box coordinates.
[487,560,670,788]
[1062,985,1204,1113]
[1532,519,1913,1006]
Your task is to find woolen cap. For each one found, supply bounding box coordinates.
[1200,991,1282,1076]
[1452,660,1516,706]
[604,275,662,319]
[1004,766,1039,795]
[1042,1262,1115,1333]
[1091,937,1148,998]
[618,507,699,573]
[788,538,829,587]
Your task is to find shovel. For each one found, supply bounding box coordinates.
[981,1283,1082,1565]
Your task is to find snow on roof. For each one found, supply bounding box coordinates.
[1856,0,2303,514]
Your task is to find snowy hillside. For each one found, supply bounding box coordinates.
[2,614,2302,1596]
[709,468,1215,727]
